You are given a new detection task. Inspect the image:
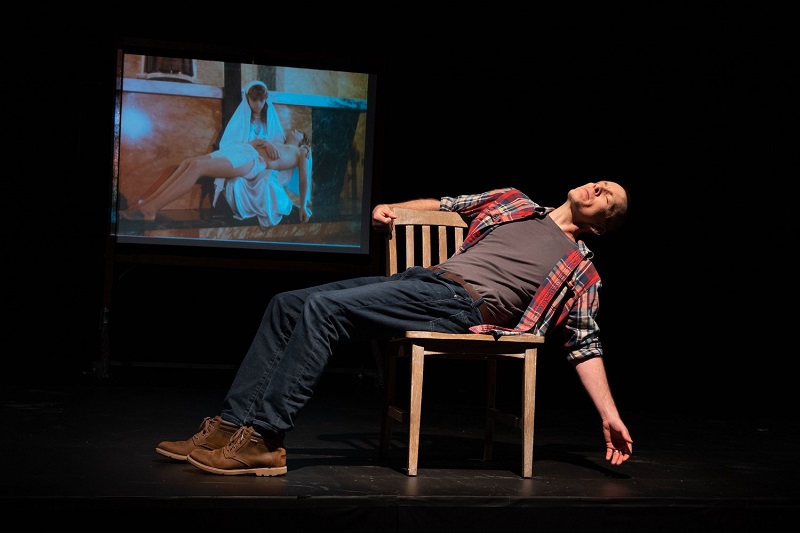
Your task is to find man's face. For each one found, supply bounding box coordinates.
[570,181,627,232]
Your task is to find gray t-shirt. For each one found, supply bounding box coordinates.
[440,216,577,327]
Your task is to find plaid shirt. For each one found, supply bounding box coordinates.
[440,187,603,362]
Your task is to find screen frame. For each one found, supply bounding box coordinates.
[109,37,378,258]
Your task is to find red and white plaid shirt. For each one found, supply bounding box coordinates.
[441,187,603,362]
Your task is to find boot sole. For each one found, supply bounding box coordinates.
[187,455,287,476]
[155,447,189,461]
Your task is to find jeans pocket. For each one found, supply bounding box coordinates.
[428,291,483,333]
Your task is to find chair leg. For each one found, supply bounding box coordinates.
[520,348,538,478]
[406,345,425,476]
[483,359,497,461]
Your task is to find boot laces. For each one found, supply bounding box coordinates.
[226,426,253,451]
[197,416,217,437]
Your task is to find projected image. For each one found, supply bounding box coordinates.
[112,52,376,254]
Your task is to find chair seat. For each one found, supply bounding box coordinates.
[397,331,544,355]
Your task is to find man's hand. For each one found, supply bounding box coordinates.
[251,139,279,160]
[371,204,396,232]
[603,417,634,466]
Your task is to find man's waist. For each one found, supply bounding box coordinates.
[426,266,489,323]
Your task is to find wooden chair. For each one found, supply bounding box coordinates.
[379,208,545,478]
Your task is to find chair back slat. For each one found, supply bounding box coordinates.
[404,225,415,269]
[386,208,469,276]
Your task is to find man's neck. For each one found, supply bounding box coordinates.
[547,203,579,242]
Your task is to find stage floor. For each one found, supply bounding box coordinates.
[2,366,797,531]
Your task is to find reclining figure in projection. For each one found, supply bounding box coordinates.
[119,129,311,223]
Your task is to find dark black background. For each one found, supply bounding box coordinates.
[9,8,791,419]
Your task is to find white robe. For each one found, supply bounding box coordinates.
[213,80,312,227]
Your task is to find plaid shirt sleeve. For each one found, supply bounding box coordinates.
[560,278,604,362]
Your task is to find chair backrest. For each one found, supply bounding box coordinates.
[385,208,470,276]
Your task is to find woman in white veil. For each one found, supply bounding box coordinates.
[214,80,312,227]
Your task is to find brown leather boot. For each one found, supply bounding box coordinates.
[156,416,238,461]
[187,426,287,476]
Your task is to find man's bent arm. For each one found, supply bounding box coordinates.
[371,198,441,231]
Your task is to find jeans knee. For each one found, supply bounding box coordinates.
[303,292,330,319]
[264,290,305,325]
[271,291,295,308]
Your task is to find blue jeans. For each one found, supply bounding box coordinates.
[220,266,485,436]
